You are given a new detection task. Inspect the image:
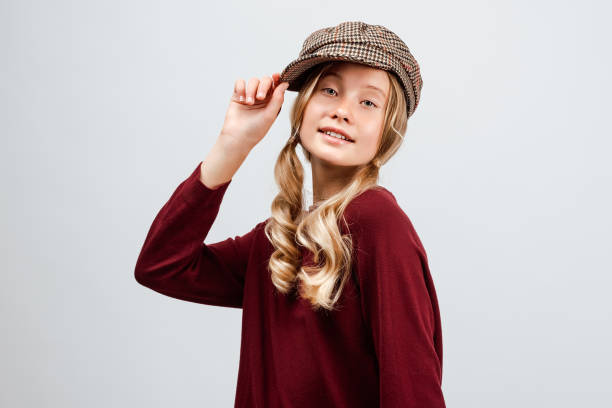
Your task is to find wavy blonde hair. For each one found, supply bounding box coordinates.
[263,61,410,312]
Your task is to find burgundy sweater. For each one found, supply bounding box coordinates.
[135,161,446,408]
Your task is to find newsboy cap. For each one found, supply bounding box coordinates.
[280,21,423,118]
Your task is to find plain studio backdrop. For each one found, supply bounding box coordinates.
[2,0,611,407]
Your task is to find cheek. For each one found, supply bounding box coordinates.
[359,126,384,159]
[297,121,317,148]
[304,103,326,120]
[363,137,380,155]
[364,121,384,146]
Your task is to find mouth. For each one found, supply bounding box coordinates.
[317,128,355,143]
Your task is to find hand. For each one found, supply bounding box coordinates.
[219,72,290,152]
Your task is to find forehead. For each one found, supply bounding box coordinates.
[321,61,386,79]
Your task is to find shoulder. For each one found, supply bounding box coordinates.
[344,186,425,252]
[345,186,403,226]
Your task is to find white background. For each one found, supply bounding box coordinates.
[2,0,611,406]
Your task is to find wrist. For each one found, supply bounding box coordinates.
[218,132,254,158]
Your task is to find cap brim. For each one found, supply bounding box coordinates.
[280,55,365,92]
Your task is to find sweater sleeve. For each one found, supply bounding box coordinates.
[134,161,261,309]
[351,190,446,407]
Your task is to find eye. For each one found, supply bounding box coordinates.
[321,87,378,108]
[363,100,378,108]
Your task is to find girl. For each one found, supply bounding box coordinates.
[135,21,446,408]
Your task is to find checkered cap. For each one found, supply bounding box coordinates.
[280,21,423,118]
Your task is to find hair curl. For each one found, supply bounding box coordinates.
[263,61,409,312]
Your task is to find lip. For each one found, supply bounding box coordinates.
[319,130,353,145]
[318,126,355,143]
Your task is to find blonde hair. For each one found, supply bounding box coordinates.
[263,61,409,312]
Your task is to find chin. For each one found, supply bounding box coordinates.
[301,139,360,167]
[312,152,358,167]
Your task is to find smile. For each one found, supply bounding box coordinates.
[318,130,355,144]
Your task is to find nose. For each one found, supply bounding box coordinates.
[331,99,351,123]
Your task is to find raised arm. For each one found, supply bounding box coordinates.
[134,72,289,307]
[134,161,262,308]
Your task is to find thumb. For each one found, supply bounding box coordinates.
[266,82,290,114]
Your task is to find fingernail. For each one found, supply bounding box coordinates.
[239,95,244,102]
[247,96,253,103]
[257,92,265,99]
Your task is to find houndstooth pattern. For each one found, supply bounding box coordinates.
[280,21,423,118]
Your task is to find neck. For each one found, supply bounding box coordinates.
[310,158,358,206]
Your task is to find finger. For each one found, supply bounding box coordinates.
[265,81,290,115]
[268,73,280,92]
[232,78,246,103]
[256,76,273,100]
[271,73,281,89]
[245,77,259,105]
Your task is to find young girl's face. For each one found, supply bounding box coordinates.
[300,62,390,167]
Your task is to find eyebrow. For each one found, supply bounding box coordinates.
[320,71,387,99]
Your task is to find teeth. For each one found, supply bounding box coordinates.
[322,130,351,142]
